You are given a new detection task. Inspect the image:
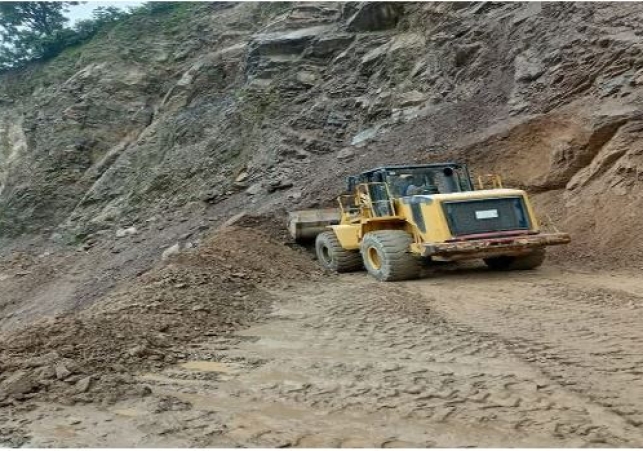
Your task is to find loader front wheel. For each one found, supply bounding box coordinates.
[315,231,362,273]
[361,231,421,282]
[484,248,546,271]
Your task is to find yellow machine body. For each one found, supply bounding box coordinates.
[288,162,570,280]
[332,187,553,259]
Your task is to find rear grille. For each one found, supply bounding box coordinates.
[442,197,531,237]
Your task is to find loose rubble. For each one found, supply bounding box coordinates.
[0,226,320,407]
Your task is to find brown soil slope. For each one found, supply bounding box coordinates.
[0,226,320,406]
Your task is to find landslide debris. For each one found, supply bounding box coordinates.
[0,225,321,407]
[1,0,643,418]
[3,1,643,279]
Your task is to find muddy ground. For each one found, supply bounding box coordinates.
[2,258,643,447]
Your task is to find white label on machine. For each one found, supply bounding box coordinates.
[475,209,499,220]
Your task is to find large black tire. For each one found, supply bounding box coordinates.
[315,231,363,273]
[484,248,546,271]
[360,231,421,282]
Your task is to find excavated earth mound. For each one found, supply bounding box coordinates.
[0,226,321,407]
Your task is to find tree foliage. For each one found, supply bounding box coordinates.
[0,2,168,71]
[0,2,75,67]
[0,2,72,35]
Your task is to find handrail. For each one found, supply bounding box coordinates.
[477,174,504,190]
[356,182,396,217]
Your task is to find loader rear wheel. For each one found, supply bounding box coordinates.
[484,248,546,271]
[360,231,421,282]
[315,231,362,273]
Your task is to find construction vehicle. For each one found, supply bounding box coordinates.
[288,162,570,281]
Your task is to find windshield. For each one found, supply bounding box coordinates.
[385,166,472,197]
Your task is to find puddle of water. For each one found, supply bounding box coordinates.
[180,361,233,373]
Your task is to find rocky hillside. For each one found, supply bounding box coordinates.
[4,4,643,445]
[1,2,643,269]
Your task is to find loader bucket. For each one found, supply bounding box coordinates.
[288,208,341,242]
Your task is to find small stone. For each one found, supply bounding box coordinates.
[235,171,248,183]
[162,243,180,261]
[402,385,423,395]
[351,126,380,146]
[115,226,137,238]
[336,148,355,160]
[381,363,400,372]
[296,71,317,86]
[75,376,92,394]
[55,364,72,380]
[246,182,263,196]
[488,395,521,408]
[267,179,294,193]
[127,345,147,357]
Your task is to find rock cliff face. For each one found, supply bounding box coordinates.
[1,2,643,266]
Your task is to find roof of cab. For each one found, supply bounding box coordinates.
[358,162,464,177]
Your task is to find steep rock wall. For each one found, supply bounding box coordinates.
[0,2,642,267]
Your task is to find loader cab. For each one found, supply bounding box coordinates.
[348,163,474,199]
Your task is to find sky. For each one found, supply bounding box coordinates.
[65,1,145,24]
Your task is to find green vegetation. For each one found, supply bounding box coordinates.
[0,2,198,100]
[0,2,185,72]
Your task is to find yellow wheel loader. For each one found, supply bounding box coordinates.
[288,163,570,281]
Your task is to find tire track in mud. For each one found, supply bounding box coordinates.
[8,267,643,447]
[106,273,643,447]
[410,266,643,444]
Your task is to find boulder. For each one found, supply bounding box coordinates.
[0,371,39,396]
[361,43,390,67]
[346,3,403,32]
[514,51,544,83]
[247,26,331,79]
[397,91,427,108]
[310,35,355,57]
[251,26,331,56]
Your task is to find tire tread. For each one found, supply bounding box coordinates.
[316,231,362,272]
[361,231,421,281]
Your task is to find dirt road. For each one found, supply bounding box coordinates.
[3,264,643,447]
